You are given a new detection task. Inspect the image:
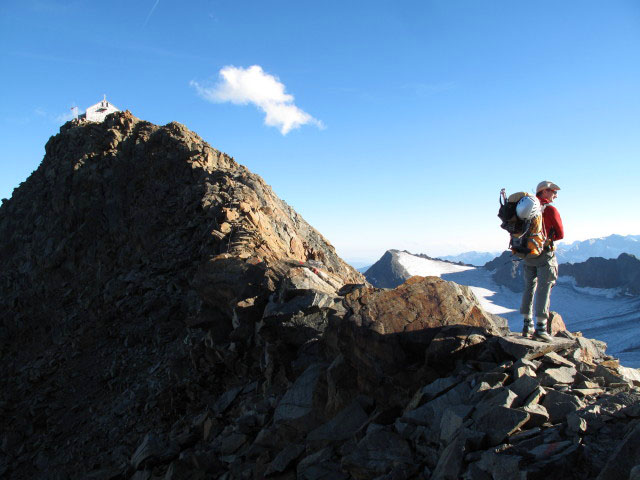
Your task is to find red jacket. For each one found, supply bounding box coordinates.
[538,197,564,241]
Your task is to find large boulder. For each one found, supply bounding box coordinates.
[324,276,508,404]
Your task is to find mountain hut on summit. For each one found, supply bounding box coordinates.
[79,96,119,122]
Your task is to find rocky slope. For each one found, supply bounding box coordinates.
[0,111,361,479]
[1,112,639,480]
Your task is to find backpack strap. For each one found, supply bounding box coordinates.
[538,203,556,250]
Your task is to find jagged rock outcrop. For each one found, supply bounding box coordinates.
[560,253,640,295]
[1,112,639,480]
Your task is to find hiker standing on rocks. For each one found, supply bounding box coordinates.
[520,181,564,342]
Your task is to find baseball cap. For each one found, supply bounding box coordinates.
[536,181,561,193]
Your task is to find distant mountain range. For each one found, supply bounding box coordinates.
[434,234,640,266]
[438,251,501,266]
[368,235,640,297]
[555,234,640,263]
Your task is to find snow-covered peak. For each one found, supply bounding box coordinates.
[555,234,640,263]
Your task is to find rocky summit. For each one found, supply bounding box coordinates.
[1,112,640,480]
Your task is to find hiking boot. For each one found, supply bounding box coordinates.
[522,326,534,338]
[522,318,534,338]
[533,331,554,343]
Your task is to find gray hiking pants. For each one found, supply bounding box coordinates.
[519,250,558,320]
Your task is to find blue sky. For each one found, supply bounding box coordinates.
[1,0,639,264]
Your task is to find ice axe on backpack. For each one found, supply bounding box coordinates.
[500,188,507,205]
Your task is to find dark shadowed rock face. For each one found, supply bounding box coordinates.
[0,113,360,337]
[0,111,362,343]
[0,111,362,479]
[560,253,640,295]
[324,276,509,405]
[1,112,639,480]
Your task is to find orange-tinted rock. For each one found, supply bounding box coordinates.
[549,311,567,335]
[341,276,506,336]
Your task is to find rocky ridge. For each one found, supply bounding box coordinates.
[560,253,640,295]
[1,112,639,479]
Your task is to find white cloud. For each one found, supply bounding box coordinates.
[191,65,324,135]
